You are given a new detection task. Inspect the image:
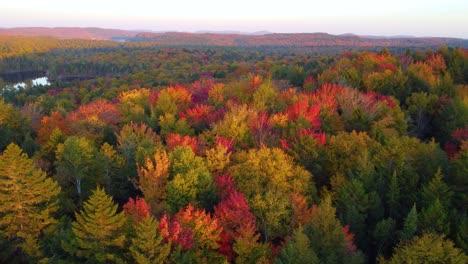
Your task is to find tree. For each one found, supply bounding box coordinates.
[399,204,418,241]
[71,187,126,263]
[136,150,170,216]
[382,233,467,264]
[306,195,363,264]
[55,136,97,208]
[167,146,215,213]
[0,143,61,259]
[130,216,171,264]
[275,227,319,264]
[230,147,314,240]
[159,204,226,262]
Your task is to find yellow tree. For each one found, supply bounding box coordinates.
[72,187,126,263]
[229,147,314,240]
[137,150,171,216]
[0,143,61,259]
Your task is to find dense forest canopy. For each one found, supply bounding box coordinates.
[0,35,467,263]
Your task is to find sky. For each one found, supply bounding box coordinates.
[1,0,467,38]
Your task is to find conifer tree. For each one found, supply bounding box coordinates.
[383,233,467,263]
[275,227,319,264]
[0,143,61,258]
[399,204,418,241]
[130,216,171,264]
[71,187,126,263]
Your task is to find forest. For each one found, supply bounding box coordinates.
[0,35,467,263]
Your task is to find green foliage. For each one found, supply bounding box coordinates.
[275,227,319,264]
[230,147,314,239]
[0,143,61,259]
[55,136,97,209]
[167,146,214,213]
[383,233,467,264]
[306,195,347,264]
[130,216,171,264]
[399,204,418,241]
[71,187,126,263]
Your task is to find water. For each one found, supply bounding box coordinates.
[13,77,50,89]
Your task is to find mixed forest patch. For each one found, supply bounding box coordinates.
[0,36,467,263]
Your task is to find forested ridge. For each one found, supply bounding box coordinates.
[0,36,467,263]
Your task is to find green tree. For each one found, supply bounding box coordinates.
[399,204,418,241]
[167,146,215,213]
[275,227,319,264]
[71,187,126,263]
[382,233,467,264]
[55,136,97,208]
[0,143,61,259]
[230,147,314,240]
[306,195,350,264]
[130,216,171,264]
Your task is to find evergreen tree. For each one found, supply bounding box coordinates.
[420,167,453,208]
[130,216,171,264]
[399,204,417,241]
[0,143,61,259]
[383,233,467,263]
[419,198,450,235]
[71,187,126,263]
[275,227,319,264]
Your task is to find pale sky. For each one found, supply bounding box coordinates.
[1,0,467,38]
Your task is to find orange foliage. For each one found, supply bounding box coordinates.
[37,111,70,145]
[166,133,198,153]
[123,197,151,223]
[137,150,170,215]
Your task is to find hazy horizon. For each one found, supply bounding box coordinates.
[2,0,467,38]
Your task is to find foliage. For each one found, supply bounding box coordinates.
[0,143,60,259]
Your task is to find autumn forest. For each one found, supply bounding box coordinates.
[0,33,467,263]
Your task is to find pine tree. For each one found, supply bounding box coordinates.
[399,204,417,241]
[130,216,171,264]
[275,227,319,264]
[0,143,61,259]
[72,187,126,263]
[420,167,453,208]
[383,233,467,263]
[386,171,400,219]
[419,198,450,235]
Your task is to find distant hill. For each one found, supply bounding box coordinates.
[133,32,468,48]
[0,27,466,47]
[0,27,141,40]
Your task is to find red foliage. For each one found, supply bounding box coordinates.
[286,96,322,129]
[214,174,236,199]
[452,128,468,142]
[445,128,468,160]
[123,197,151,223]
[445,143,458,160]
[67,99,121,128]
[166,133,198,153]
[182,104,215,126]
[188,79,217,104]
[308,84,341,112]
[250,111,273,146]
[378,62,397,72]
[298,129,327,146]
[342,225,357,254]
[280,139,291,150]
[215,135,235,153]
[148,89,160,107]
[159,204,223,252]
[159,213,195,250]
[214,179,258,260]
